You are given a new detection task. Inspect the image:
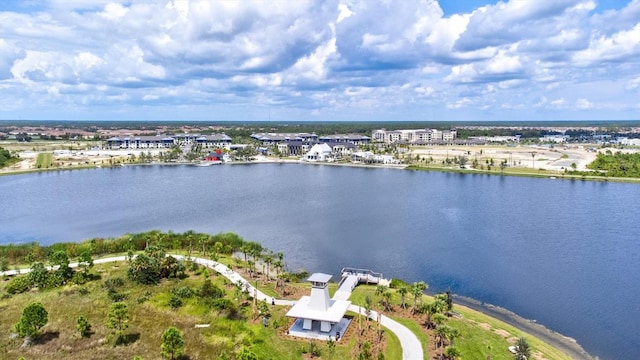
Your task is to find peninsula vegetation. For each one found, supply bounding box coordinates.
[0,231,575,360]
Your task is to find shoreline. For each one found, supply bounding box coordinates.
[451,294,596,360]
[3,157,639,183]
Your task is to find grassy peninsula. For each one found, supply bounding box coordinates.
[1,231,588,359]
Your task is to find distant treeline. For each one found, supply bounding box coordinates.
[586,151,640,178]
[2,120,640,139]
[0,230,254,267]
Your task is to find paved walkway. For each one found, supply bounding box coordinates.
[1,254,423,359]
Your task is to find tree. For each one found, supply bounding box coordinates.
[397,286,408,309]
[107,302,129,344]
[76,315,92,337]
[411,281,427,314]
[161,326,184,359]
[50,250,73,283]
[78,250,94,274]
[28,262,49,289]
[445,345,461,360]
[128,253,161,284]
[15,302,48,339]
[514,337,531,360]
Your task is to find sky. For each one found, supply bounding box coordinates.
[0,0,639,122]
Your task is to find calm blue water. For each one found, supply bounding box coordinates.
[1,164,639,359]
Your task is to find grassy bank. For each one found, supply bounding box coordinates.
[406,163,640,183]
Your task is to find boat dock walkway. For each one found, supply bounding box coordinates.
[333,267,390,300]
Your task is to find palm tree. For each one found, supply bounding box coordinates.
[514,337,531,360]
[397,286,408,309]
[444,346,461,360]
[411,281,427,314]
[435,325,449,349]
[264,253,273,282]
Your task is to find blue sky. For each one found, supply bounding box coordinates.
[1,0,639,121]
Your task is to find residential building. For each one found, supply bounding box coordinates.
[372,128,457,144]
[304,143,333,162]
[318,134,370,145]
[251,132,318,145]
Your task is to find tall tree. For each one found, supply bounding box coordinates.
[161,326,184,360]
[411,281,427,314]
[15,302,48,339]
[397,286,408,309]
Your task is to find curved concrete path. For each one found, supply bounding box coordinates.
[2,254,423,359]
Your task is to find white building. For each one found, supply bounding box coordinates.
[372,128,457,144]
[304,143,333,162]
[286,273,351,337]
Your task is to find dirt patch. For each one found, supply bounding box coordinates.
[494,329,510,337]
[478,322,492,331]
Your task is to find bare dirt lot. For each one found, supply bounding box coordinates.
[409,144,639,172]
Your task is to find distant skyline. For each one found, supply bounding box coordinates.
[1,0,639,121]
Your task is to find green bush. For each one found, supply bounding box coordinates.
[171,286,195,299]
[5,275,32,294]
[104,277,125,289]
[169,295,183,309]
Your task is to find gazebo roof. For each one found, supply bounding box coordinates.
[308,273,332,283]
[286,296,351,323]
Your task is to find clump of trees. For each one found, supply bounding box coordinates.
[5,250,94,294]
[127,246,186,285]
[587,151,640,178]
[0,146,19,167]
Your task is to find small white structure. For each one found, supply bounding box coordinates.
[304,143,333,162]
[286,273,351,337]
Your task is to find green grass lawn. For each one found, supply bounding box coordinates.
[35,153,54,168]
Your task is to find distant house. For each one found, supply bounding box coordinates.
[304,143,333,162]
[206,149,223,161]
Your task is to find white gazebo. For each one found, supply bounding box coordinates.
[286,273,351,340]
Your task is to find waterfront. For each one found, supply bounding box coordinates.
[1,164,639,359]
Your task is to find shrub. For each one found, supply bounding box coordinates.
[76,315,92,337]
[200,279,224,298]
[169,295,183,309]
[6,275,32,294]
[108,288,127,302]
[15,302,48,339]
[104,277,125,289]
[171,286,194,299]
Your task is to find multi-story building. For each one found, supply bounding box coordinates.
[105,133,232,150]
[317,134,371,145]
[372,128,457,144]
[251,132,318,145]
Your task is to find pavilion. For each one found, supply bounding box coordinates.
[286,273,351,341]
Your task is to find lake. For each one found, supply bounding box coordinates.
[1,164,639,359]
